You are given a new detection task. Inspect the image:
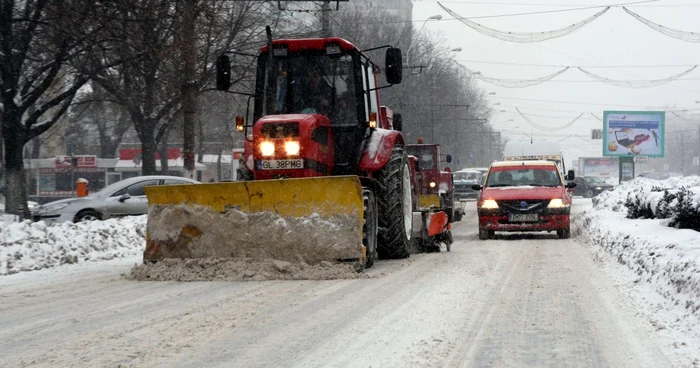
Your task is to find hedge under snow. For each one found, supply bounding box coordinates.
[0,216,147,275]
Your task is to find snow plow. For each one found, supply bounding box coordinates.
[143,36,411,270]
[407,143,457,252]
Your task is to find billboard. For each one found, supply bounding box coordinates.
[582,157,619,178]
[603,111,664,157]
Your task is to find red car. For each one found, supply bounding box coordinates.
[472,161,577,240]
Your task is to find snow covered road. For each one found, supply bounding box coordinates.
[0,200,682,367]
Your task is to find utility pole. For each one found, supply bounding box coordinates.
[321,1,331,37]
[181,0,197,179]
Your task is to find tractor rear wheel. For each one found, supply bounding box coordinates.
[376,147,413,259]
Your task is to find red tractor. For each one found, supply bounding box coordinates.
[211,37,413,268]
[406,143,457,252]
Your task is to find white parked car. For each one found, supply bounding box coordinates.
[31,175,199,224]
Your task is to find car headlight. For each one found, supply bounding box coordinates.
[260,141,275,156]
[39,202,70,213]
[481,199,499,209]
[595,186,602,190]
[284,141,300,156]
[547,198,567,208]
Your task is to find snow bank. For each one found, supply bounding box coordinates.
[573,176,700,364]
[1,216,147,275]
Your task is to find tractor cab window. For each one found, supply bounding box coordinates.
[257,52,358,126]
[420,154,435,170]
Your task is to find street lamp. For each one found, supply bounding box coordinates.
[406,14,442,68]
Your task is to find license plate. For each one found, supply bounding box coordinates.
[259,159,304,170]
[509,213,539,222]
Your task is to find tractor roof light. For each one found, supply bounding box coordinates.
[326,43,341,55]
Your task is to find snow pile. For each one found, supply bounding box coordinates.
[130,258,369,281]
[146,204,362,264]
[573,176,700,351]
[1,216,147,275]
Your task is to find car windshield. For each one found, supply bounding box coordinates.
[486,168,562,188]
[454,172,481,181]
[258,52,358,126]
[585,177,604,184]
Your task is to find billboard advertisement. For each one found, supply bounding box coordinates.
[603,111,664,157]
[582,157,618,178]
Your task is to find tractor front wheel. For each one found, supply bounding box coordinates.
[376,147,413,259]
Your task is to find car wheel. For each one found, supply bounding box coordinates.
[76,210,101,222]
[478,228,490,240]
[557,225,571,239]
[584,189,593,198]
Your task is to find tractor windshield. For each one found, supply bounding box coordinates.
[256,52,358,126]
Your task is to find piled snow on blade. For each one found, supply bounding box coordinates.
[0,216,146,276]
[574,176,700,365]
[129,258,370,281]
[142,204,363,277]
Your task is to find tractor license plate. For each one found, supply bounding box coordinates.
[509,213,539,222]
[259,159,304,170]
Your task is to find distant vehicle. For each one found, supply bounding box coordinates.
[31,176,199,224]
[473,160,576,240]
[502,141,566,176]
[572,176,615,198]
[0,194,39,214]
[452,169,483,200]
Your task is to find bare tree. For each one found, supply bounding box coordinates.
[0,0,121,217]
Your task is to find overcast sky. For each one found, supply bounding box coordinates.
[411,0,700,162]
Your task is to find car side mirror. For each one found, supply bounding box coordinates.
[566,182,577,189]
[471,184,482,191]
[393,113,402,131]
[119,193,131,202]
[566,170,575,180]
[385,47,402,85]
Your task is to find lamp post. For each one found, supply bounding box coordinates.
[430,47,462,142]
[405,14,442,68]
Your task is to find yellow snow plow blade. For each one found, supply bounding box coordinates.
[142,176,365,266]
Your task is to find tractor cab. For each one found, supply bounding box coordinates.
[218,38,402,180]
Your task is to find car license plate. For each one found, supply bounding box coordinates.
[259,159,304,170]
[509,213,539,222]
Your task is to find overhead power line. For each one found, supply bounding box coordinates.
[455,59,699,69]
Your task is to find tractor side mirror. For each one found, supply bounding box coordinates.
[566,170,575,180]
[471,184,482,191]
[445,154,452,163]
[385,47,403,85]
[216,54,231,91]
[393,113,402,131]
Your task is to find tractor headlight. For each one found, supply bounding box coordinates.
[548,198,566,208]
[284,141,300,156]
[260,141,275,156]
[429,181,436,188]
[481,199,499,209]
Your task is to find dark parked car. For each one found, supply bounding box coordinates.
[572,176,615,198]
[452,169,483,200]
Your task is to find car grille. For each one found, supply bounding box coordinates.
[498,200,548,214]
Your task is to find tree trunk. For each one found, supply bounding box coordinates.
[31,137,41,159]
[137,120,158,175]
[2,108,30,218]
[158,126,170,175]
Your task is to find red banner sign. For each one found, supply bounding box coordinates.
[55,155,97,168]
